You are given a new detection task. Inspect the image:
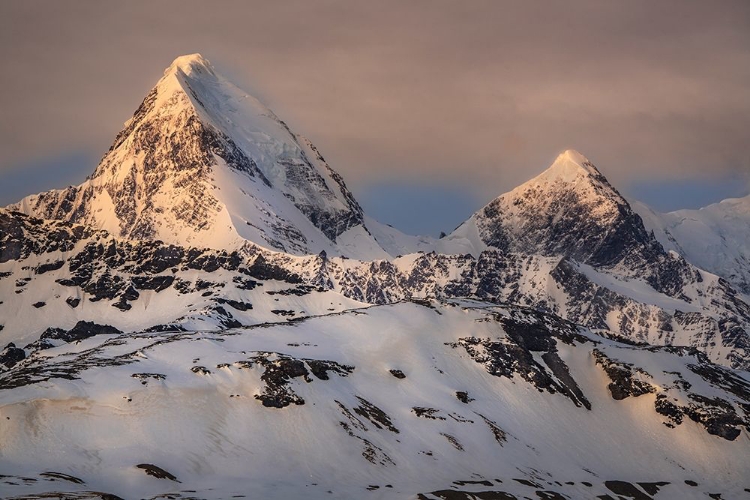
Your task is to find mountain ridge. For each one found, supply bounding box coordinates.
[634,195,750,295]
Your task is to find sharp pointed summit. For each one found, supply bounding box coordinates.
[10,54,388,260]
[446,150,692,289]
[518,149,613,196]
[165,53,216,77]
[540,149,599,181]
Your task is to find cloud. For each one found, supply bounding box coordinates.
[1,0,748,205]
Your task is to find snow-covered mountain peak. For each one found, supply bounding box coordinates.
[10,54,387,260]
[516,149,609,197]
[165,53,216,78]
[445,151,697,291]
[540,149,598,182]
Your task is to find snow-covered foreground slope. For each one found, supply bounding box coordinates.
[10,54,386,260]
[634,196,750,296]
[0,301,747,499]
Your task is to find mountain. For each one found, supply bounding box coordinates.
[1,55,749,499]
[634,195,750,296]
[4,141,750,369]
[9,54,388,260]
[445,150,690,287]
[359,150,750,369]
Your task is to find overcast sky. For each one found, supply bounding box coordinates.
[1,1,749,235]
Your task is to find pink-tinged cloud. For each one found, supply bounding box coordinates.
[1,0,748,203]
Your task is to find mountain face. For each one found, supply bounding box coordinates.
[2,55,750,499]
[634,196,750,296]
[10,54,387,260]
[444,150,695,295]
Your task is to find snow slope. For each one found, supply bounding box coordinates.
[634,196,750,296]
[0,301,747,499]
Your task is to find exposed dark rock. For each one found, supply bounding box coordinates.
[39,471,84,484]
[592,349,655,400]
[0,343,26,369]
[131,373,166,385]
[683,394,745,441]
[212,306,242,328]
[441,433,464,451]
[1,336,135,390]
[65,297,80,308]
[305,359,354,381]
[215,298,253,311]
[112,298,132,311]
[271,309,296,317]
[449,313,591,409]
[32,301,46,308]
[412,407,445,420]
[417,490,518,499]
[136,463,179,482]
[455,391,474,404]
[687,362,750,402]
[513,479,541,488]
[35,260,65,274]
[0,210,92,263]
[264,284,318,297]
[174,279,193,294]
[637,482,669,495]
[238,353,351,408]
[475,413,507,444]
[353,396,399,433]
[233,275,259,290]
[604,480,652,500]
[131,275,175,292]
[40,321,123,343]
[143,324,187,333]
[654,395,683,426]
[335,400,396,466]
[195,279,218,291]
[389,369,406,379]
[247,254,302,283]
[338,421,395,466]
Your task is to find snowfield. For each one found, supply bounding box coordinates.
[1,301,748,499]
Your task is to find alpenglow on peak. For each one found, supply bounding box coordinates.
[537,149,601,183]
[9,53,386,260]
[164,53,216,77]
